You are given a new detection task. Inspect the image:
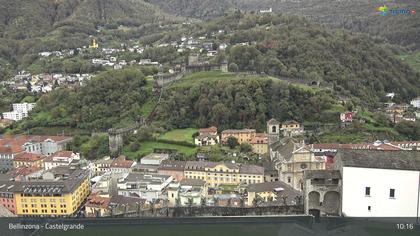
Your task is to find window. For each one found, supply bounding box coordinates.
[389,189,395,198]
[368,206,371,211]
[365,187,370,196]
[287,177,291,183]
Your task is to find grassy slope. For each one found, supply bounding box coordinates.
[123,141,197,159]
[158,128,198,144]
[397,51,420,73]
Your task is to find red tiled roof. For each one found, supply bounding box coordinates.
[50,150,74,158]
[199,126,217,134]
[8,166,42,178]
[221,129,256,134]
[14,152,44,162]
[0,135,72,154]
[250,133,268,144]
[111,155,134,168]
[0,145,24,154]
[86,192,111,208]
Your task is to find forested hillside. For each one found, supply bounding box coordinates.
[197,13,419,104]
[11,68,150,132]
[156,72,339,131]
[0,0,173,66]
[147,0,420,49]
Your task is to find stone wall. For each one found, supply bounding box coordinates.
[119,205,304,218]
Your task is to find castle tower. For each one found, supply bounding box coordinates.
[267,118,280,145]
[220,59,228,72]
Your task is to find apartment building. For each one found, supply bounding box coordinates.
[184,161,264,187]
[14,167,90,217]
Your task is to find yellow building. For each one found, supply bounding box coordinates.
[250,133,269,155]
[13,152,44,168]
[221,129,256,144]
[184,161,264,188]
[281,120,304,137]
[14,168,90,217]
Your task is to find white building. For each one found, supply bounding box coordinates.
[410,97,420,108]
[2,103,36,121]
[44,150,80,170]
[13,103,35,112]
[194,126,219,146]
[117,173,173,201]
[335,150,420,217]
[140,153,169,165]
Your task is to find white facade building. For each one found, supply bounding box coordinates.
[410,97,420,108]
[117,173,173,201]
[2,103,35,121]
[44,151,80,170]
[336,150,420,217]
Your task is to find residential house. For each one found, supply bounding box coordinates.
[85,192,145,217]
[90,172,116,196]
[340,111,353,123]
[221,129,256,144]
[249,133,269,155]
[247,181,302,207]
[410,97,420,108]
[43,151,80,170]
[85,192,111,217]
[13,152,44,168]
[110,155,136,174]
[168,179,208,207]
[92,156,113,175]
[281,121,304,137]
[194,126,219,146]
[0,143,25,172]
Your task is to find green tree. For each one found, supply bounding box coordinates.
[228,63,239,72]
[226,136,239,149]
[240,143,253,153]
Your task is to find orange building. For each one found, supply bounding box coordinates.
[221,129,256,144]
